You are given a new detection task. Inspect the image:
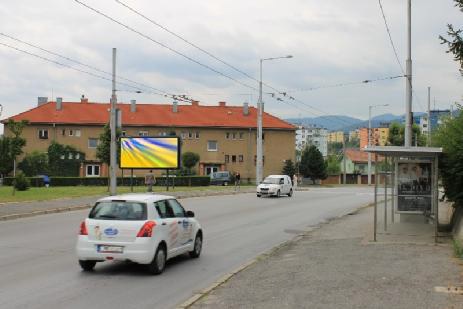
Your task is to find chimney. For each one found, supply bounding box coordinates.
[219,101,226,107]
[173,100,178,113]
[80,95,88,104]
[192,100,199,107]
[130,99,136,112]
[38,97,48,106]
[56,97,63,111]
[243,102,249,116]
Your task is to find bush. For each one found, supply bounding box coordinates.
[13,173,30,191]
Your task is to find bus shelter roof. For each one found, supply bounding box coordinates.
[363,146,442,158]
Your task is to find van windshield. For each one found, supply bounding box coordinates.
[262,177,282,184]
[89,201,147,220]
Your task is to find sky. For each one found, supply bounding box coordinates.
[1,0,462,132]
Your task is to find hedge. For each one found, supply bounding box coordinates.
[1,176,210,187]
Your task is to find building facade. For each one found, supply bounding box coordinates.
[2,97,296,182]
[359,127,389,149]
[295,125,327,157]
[327,131,344,143]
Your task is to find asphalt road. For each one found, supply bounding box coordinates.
[0,187,374,309]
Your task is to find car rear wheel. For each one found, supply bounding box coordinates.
[257,194,261,197]
[288,189,293,197]
[148,245,167,275]
[79,260,96,271]
[223,181,228,186]
[189,233,202,258]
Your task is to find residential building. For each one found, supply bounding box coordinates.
[2,97,296,182]
[341,148,383,175]
[295,125,327,157]
[327,131,344,143]
[348,129,359,142]
[359,127,389,149]
[429,109,451,132]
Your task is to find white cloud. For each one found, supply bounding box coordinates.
[0,0,462,133]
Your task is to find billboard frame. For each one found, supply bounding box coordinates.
[119,136,181,170]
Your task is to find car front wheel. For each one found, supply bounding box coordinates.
[276,190,280,198]
[148,245,167,275]
[79,260,96,271]
[189,233,202,258]
[257,194,261,197]
[288,189,293,197]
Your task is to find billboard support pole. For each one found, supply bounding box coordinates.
[110,48,117,196]
[166,169,169,191]
[130,168,134,192]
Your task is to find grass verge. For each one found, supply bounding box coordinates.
[0,185,253,203]
[453,239,463,259]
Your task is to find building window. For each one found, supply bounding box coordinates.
[239,155,244,162]
[226,132,230,139]
[207,140,218,152]
[225,155,229,163]
[86,165,100,177]
[232,133,237,140]
[88,138,98,148]
[121,131,127,137]
[75,129,81,137]
[61,129,66,136]
[195,131,200,139]
[160,132,167,136]
[138,131,149,136]
[38,129,48,140]
[232,155,237,163]
[69,129,74,136]
[68,153,73,159]
[181,132,187,139]
[254,155,265,165]
[239,132,244,140]
[188,132,193,139]
[76,153,80,160]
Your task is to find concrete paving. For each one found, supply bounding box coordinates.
[190,204,463,309]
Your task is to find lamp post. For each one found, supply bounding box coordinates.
[256,55,293,184]
[367,104,389,185]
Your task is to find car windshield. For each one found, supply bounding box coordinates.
[262,177,281,184]
[89,201,147,221]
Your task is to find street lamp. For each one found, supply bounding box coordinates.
[256,55,293,184]
[367,104,389,185]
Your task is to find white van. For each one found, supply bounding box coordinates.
[256,175,293,197]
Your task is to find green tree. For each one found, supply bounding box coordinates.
[440,0,463,76]
[282,159,296,180]
[48,142,85,176]
[326,155,341,175]
[18,151,49,176]
[6,119,28,173]
[387,122,426,146]
[182,152,200,175]
[0,136,13,177]
[346,137,360,148]
[433,106,463,207]
[96,123,121,166]
[300,145,327,182]
[328,142,343,155]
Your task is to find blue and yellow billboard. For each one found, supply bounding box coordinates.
[120,137,180,169]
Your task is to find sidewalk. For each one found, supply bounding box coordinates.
[188,205,463,309]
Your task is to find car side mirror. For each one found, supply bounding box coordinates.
[186,210,195,218]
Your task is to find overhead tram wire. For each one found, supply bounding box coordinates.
[377,0,425,112]
[0,42,195,103]
[73,0,258,92]
[75,0,406,127]
[0,32,187,101]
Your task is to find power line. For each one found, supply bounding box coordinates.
[285,75,405,93]
[0,41,195,103]
[73,0,258,92]
[0,33,196,103]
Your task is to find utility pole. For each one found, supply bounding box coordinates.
[256,59,264,184]
[427,87,431,146]
[404,0,413,147]
[342,133,347,185]
[110,48,117,196]
[368,106,372,185]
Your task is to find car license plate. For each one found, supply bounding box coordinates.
[97,245,123,253]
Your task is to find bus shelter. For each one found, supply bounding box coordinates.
[364,146,442,243]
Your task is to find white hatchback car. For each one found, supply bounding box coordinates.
[76,194,203,275]
[256,175,293,197]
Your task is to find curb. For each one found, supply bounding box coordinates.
[0,190,255,222]
[177,201,374,309]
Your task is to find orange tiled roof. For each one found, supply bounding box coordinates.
[2,101,295,130]
[346,148,384,163]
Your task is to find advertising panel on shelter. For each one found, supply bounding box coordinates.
[396,162,432,213]
[120,137,180,169]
